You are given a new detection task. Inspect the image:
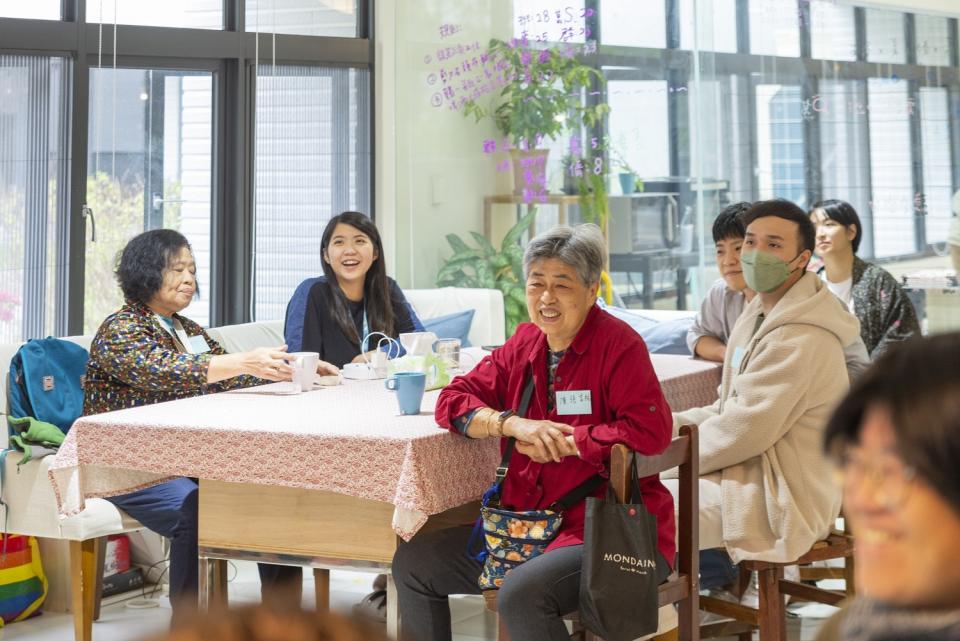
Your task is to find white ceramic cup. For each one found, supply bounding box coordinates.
[285,351,319,393]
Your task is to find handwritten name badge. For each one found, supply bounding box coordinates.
[187,334,212,354]
[731,346,746,372]
[556,390,592,416]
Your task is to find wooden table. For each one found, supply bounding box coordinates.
[51,350,720,636]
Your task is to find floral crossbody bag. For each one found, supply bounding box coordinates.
[467,376,604,590]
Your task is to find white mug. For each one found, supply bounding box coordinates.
[279,351,319,393]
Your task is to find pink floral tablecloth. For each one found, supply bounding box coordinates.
[49,352,719,540]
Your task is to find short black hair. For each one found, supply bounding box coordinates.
[824,333,960,515]
[712,202,752,243]
[115,229,195,305]
[810,199,863,254]
[742,198,816,254]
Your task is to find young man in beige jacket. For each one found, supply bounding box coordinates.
[666,199,860,565]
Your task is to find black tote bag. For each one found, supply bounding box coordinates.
[578,457,659,641]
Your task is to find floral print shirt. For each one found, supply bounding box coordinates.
[83,301,262,416]
[844,257,920,359]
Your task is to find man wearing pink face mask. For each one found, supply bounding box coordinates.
[664,199,860,566]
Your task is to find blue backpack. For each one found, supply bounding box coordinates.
[7,338,88,435]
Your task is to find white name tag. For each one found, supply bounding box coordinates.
[187,334,211,354]
[556,390,592,415]
[731,346,746,372]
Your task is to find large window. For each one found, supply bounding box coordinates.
[253,65,371,320]
[394,0,960,312]
[0,1,372,339]
[0,55,71,342]
[84,68,214,333]
[246,0,359,37]
[749,0,800,57]
[87,1,222,30]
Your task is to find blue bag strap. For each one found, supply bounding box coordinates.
[466,374,535,562]
[491,374,536,492]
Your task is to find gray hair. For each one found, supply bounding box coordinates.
[522,224,605,285]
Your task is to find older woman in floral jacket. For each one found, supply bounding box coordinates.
[84,229,336,621]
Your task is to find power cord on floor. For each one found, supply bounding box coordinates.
[123,556,238,609]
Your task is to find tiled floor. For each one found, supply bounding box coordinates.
[3,562,835,641]
[2,561,498,641]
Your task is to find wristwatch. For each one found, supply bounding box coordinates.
[496,410,516,437]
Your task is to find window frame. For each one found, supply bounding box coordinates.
[0,0,373,336]
[589,0,960,265]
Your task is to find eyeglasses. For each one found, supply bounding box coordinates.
[836,448,917,510]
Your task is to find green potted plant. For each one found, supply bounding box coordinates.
[610,147,643,195]
[463,38,609,195]
[575,161,610,230]
[436,209,537,337]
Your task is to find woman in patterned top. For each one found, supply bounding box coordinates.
[84,229,337,621]
[809,200,920,359]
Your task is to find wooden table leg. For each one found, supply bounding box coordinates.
[386,572,400,640]
[93,536,107,621]
[70,539,99,641]
[313,568,330,613]
[198,556,228,610]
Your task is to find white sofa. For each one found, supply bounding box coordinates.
[0,286,504,640]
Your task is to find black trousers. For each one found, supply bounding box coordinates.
[392,525,669,641]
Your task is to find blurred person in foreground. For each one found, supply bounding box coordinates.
[144,605,390,641]
[816,332,960,640]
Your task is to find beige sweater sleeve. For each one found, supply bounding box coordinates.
[683,329,830,475]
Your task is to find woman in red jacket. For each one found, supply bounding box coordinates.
[392,224,675,641]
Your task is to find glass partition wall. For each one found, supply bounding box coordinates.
[393,0,959,317]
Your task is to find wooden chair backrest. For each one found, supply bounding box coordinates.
[609,424,699,641]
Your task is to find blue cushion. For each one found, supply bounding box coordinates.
[638,317,695,355]
[603,306,694,355]
[422,309,475,347]
[602,306,658,335]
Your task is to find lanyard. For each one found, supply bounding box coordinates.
[155,314,207,354]
[361,306,370,352]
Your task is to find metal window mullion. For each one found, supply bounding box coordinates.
[211,58,252,326]
[798,0,812,60]
[949,86,960,197]
[855,8,867,62]
[364,0,374,220]
[736,0,750,55]
[65,5,90,336]
[144,70,166,230]
[665,0,679,50]
[54,57,74,337]
[908,77,926,250]
[802,75,820,208]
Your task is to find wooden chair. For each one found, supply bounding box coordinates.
[699,524,854,641]
[484,425,700,641]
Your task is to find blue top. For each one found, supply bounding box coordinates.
[283,275,424,359]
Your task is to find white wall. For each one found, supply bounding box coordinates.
[377,1,513,288]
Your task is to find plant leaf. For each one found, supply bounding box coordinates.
[469,232,497,256]
[501,208,537,251]
[446,233,473,254]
